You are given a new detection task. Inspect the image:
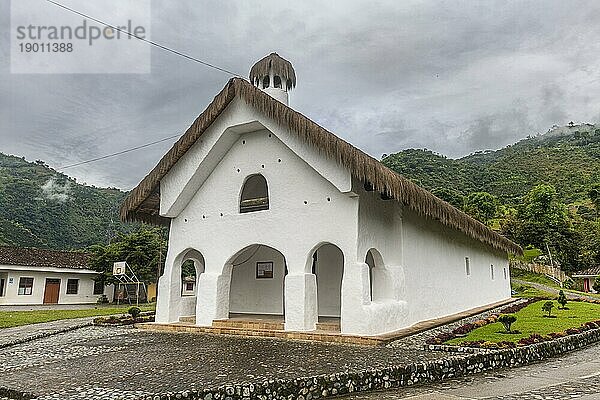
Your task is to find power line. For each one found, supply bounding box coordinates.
[45,0,243,77]
[59,134,180,169]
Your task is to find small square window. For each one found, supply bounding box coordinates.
[465,257,471,276]
[185,282,194,291]
[18,277,34,295]
[66,279,79,295]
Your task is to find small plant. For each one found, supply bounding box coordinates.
[557,290,568,309]
[593,279,600,293]
[128,306,141,320]
[498,314,517,333]
[542,301,554,317]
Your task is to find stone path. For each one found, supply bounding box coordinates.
[340,341,600,399]
[513,279,600,301]
[0,317,93,348]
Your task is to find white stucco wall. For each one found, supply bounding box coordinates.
[0,266,110,305]
[156,99,358,330]
[401,208,511,325]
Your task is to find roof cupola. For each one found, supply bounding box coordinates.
[249,52,296,105]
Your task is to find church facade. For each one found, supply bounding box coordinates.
[121,54,521,336]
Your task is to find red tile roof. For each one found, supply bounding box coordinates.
[0,246,90,270]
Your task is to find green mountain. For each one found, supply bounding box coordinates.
[382,123,600,207]
[0,153,133,249]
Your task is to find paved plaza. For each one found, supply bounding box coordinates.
[0,298,598,400]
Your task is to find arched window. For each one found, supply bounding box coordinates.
[240,174,269,213]
[273,75,282,88]
[262,75,270,89]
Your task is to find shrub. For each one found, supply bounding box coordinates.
[498,314,517,333]
[128,306,141,320]
[557,290,568,309]
[542,301,554,317]
[593,279,600,293]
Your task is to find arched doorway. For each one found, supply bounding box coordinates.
[227,244,287,317]
[174,249,205,318]
[365,248,392,302]
[310,243,344,318]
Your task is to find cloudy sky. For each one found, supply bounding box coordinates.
[1,0,600,189]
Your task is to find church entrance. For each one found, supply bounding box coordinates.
[226,244,287,321]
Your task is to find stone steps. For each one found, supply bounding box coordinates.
[212,319,285,331]
[316,321,340,332]
[136,322,384,346]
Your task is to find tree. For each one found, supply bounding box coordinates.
[557,290,568,309]
[542,301,554,317]
[498,314,517,333]
[463,192,499,225]
[88,226,167,285]
[589,183,600,214]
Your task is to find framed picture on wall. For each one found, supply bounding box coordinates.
[256,261,274,279]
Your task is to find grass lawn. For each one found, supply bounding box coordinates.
[446,300,600,345]
[0,303,155,329]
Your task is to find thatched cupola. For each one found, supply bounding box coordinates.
[249,52,296,105]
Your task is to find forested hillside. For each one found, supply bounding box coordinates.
[382,123,600,207]
[383,123,600,272]
[0,153,133,249]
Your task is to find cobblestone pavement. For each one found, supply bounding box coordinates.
[340,341,600,399]
[0,317,93,348]
[0,326,443,399]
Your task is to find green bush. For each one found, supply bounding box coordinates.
[542,301,555,317]
[128,306,141,320]
[498,314,517,333]
[557,290,568,309]
[593,279,600,293]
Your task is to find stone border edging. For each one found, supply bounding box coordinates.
[0,321,92,350]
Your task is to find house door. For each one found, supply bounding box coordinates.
[0,278,5,297]
[584,278,590,293]
[43,279,61,304]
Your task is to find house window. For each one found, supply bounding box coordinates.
[18,277,34,295]
[503,267,508,280]
[490,265,495,280]
[262,75,270,88]
[240,174,269,213]
[465,257,471,276]
[273,75,282,88]
[93,280,104,295]
[185,282,194,291]
[66,279,79,294]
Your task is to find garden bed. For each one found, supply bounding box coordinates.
[427,297,600,349]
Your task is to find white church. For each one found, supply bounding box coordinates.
[121,53,521,336]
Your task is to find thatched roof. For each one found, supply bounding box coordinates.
[0,246,91,270]
[120,78,522,255]
[249,53,296,88]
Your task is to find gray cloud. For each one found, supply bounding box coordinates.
[2,0,600,188]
